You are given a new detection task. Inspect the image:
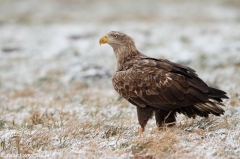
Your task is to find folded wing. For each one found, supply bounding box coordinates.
[112,58,228,116]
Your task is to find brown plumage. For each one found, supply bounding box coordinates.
[99,31,228,132]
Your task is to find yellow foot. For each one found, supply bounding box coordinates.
[135,127,145,136]
[139,127,144,133]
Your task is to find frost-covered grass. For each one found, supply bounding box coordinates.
[0,0,240,158]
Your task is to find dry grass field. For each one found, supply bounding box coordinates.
[0,0,240,158]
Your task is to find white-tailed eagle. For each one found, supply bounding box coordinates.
[99,31,228,132]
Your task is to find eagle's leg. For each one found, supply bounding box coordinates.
[136,106,153,133]
[155,109,176,128]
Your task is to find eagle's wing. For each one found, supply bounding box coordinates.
[112,58,227,112]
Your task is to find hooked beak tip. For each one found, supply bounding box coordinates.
[99,35,108,45]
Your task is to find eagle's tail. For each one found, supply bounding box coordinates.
[208,87,229,102]
[176,87,228,118]
[190,87,228,117]
[154,87,229,127]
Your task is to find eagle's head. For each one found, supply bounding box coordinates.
[99,31,135,50]
[99,31,143,68]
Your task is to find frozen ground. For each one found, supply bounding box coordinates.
[0,0,240,158]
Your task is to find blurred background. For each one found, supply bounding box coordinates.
[0,0,240,157]
[0,0,240,90]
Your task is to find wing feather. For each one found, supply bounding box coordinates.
[168,84,185,100]
[112,58,226,112]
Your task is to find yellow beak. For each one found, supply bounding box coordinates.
[99,35,109,45]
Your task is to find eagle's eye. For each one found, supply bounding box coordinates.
[113,34,118,38]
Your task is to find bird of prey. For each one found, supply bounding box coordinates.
[99,31,228,132]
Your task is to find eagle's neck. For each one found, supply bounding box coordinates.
[112,44,146,71]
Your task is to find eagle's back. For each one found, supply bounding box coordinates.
[112,58,228,116]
